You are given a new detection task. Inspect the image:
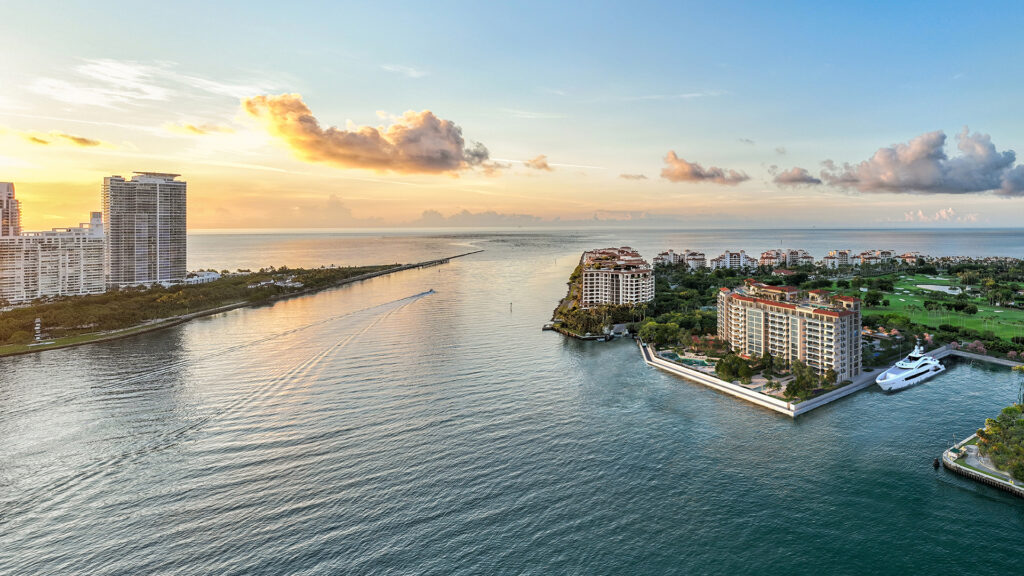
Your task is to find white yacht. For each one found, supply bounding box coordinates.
[875,341,945,392]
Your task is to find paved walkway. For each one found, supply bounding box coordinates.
[963,445,1012,481]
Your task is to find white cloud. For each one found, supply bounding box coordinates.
[29,58,275,108]
[902,207,979,223]
[381,64,429,78]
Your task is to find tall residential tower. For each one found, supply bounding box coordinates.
[1,182,20,237]
[103,172,186,287]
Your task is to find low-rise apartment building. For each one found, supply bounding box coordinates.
[717,280,862,382]
[579,247,655,309]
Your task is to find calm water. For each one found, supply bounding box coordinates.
[2,229,1024,575]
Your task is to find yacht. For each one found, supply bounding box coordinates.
[875,340,945,392]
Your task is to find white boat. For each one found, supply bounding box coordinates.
[875,341,945,392]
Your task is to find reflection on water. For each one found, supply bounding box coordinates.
[1,229,1023,575]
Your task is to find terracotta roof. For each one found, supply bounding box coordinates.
[762,285,799,293]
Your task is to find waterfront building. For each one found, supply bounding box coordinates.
[709,250,755,270]
[827,250,852,266]
[898,251,922,264]
[0,212,105,303]
[1,182,20,237]
[184,270,222,285]
[579,247,655,309]
[853,249,895,266]
[103,172,187,287]
[717,280,862,382]
[759,249,785,267]
[653,249,684,266]
[653,249,706,270]
[685,251,707,270]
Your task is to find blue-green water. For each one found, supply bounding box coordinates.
[2,229,1023,574]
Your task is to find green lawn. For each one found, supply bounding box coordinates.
[845,273,1024,341]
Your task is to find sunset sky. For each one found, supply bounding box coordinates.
[2,1,1024,230]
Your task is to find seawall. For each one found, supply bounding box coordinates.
[942,435,1024,499]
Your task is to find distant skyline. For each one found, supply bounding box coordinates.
[2,1,1024,229]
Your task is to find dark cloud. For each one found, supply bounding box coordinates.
[523,154,553,171]
[773,166,822,186]
[821,128,1024,196]
[243,93,490,174]
[660,151,749,185]
[619,173,648,180]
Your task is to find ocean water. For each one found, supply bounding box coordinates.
[2,229,1024,575]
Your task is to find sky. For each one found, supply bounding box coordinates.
[1,1,1023,230]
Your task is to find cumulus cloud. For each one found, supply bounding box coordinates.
[903,207,979,223]
[619,173,648,180]
[822,128,1024,196]
[22,130,104,147]
[244,93,490,174]
[660,151,749,185]
[165,122,235,135]
[523,154,553,171]
[773,166,822,186]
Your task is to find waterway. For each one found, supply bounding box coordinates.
[2,229,1023,575]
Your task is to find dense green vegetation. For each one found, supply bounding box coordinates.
[0,265,395,345]
[976,390,1024,480]
[556,304,647,336]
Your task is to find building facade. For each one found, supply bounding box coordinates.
[717,280,862,383]
[1,182,20,237]
[0,212,105,303]
[103,173,186,287]
[579,247,655,309]
[653,249,706,270]
[709,250,755,270]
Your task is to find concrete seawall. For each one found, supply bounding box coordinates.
[640,342,883,417]
[639,341,797,417]
[942,435,1024,499]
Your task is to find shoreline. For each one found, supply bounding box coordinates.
[943,434,1024,499]
[641,341,1021,417]
[0,250,482,359]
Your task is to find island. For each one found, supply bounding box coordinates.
[554,246,1024,417]
[0,251,481,358]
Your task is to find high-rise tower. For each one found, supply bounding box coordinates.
[1,182,21,237]
[102,172,186,287]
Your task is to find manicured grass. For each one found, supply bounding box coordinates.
[845,273,1024,341]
